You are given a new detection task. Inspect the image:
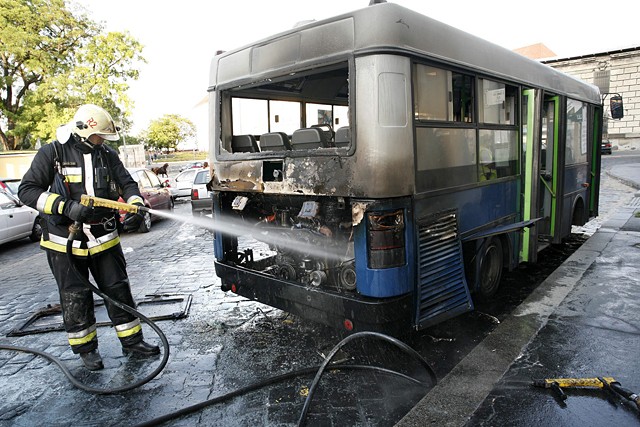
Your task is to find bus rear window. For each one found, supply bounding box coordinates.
[221,64,350,154]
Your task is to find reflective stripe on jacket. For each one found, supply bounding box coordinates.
[18,135,142,257]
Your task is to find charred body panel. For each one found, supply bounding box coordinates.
[215,263,412,334]
[210,156,360,196]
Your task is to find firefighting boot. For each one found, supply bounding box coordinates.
[80,350,104,371]
[122,340,160,357]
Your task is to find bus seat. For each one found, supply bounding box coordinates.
[231,134,259,153]
[335,126,350,147]
[260,132,291,151]
[311,124,335,146]
[291,128,326,150]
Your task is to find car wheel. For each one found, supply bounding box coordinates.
[138,211,152,233]
[29,218,42,242]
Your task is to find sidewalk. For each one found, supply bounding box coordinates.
[397,164,640,426]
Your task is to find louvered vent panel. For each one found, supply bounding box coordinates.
[415,210,473,329]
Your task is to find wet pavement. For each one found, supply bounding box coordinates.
[397,160,640,426]
[0,159,638,426]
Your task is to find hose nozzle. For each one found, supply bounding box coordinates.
[80,194,149,214]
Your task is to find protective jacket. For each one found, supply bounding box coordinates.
[18,133,146,354]
[19,134,143,256]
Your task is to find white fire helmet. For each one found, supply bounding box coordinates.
[72,104,120,141]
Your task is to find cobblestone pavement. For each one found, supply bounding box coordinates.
[0,200,427,427]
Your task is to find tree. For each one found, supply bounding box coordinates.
[0,0,145,150]
[144,115,196,152]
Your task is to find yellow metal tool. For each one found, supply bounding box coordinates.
[533,377,640,410]
[80,194,149,214]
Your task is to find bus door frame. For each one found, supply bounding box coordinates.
[537,94,562,243]
[589,105,603,217]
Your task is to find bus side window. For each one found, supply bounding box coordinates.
[232,135,259,153]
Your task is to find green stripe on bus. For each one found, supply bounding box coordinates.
[550,96,560,237]
[520,89,536,262]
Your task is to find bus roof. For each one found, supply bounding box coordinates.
[210,2,600,104]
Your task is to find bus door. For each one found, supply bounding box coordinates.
[538,95,560,242]
[589,105,603,217]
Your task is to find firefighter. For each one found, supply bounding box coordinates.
[18,104,160,371]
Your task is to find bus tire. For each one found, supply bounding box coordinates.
[477,237,503,299]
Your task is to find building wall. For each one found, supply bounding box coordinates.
[119,144,147,168]
[544,48,640,150]
[0,152,37,178]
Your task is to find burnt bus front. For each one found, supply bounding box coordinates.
[209,51,420,334]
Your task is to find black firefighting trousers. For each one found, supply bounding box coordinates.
[46,244,143,354]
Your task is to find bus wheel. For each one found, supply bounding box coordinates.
[478,237,503,299]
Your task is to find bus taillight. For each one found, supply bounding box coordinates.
[367,209,405,269]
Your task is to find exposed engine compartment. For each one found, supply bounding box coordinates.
[218,193,357,292]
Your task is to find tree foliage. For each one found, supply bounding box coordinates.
[0,0,145,150]
[144,114,196,151]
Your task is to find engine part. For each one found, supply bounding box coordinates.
[278,263,297,280]
[309,270,327,287]
[340,263,357,291]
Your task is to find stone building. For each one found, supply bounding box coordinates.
[542,47,640,150]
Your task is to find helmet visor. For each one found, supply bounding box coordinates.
[97,131,120,141]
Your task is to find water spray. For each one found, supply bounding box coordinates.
[78,195,348,262]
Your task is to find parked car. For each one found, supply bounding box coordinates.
[169,168,198,199]
[601,140,612,155]
[119,168,173,233]
[191,169,212,216]
[179,161,204,172]
[0,189,41,245]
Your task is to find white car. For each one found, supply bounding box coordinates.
[0,189,41,245]
[191,169,212,215]
[169,168,199,199]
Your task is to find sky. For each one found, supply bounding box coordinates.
[75,0,640,147]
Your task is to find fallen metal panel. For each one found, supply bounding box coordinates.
[6,293,192,337]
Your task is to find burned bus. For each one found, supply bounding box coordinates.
[208,2,603,334]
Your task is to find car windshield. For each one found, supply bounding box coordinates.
[3,180,20,194]
[194,171,211,185]
[0,191,17,207]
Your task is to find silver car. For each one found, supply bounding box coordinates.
[0,189,41,245]
[169,168,198,199]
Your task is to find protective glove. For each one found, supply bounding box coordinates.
[122,210,144,231]
[63,200,93,223]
